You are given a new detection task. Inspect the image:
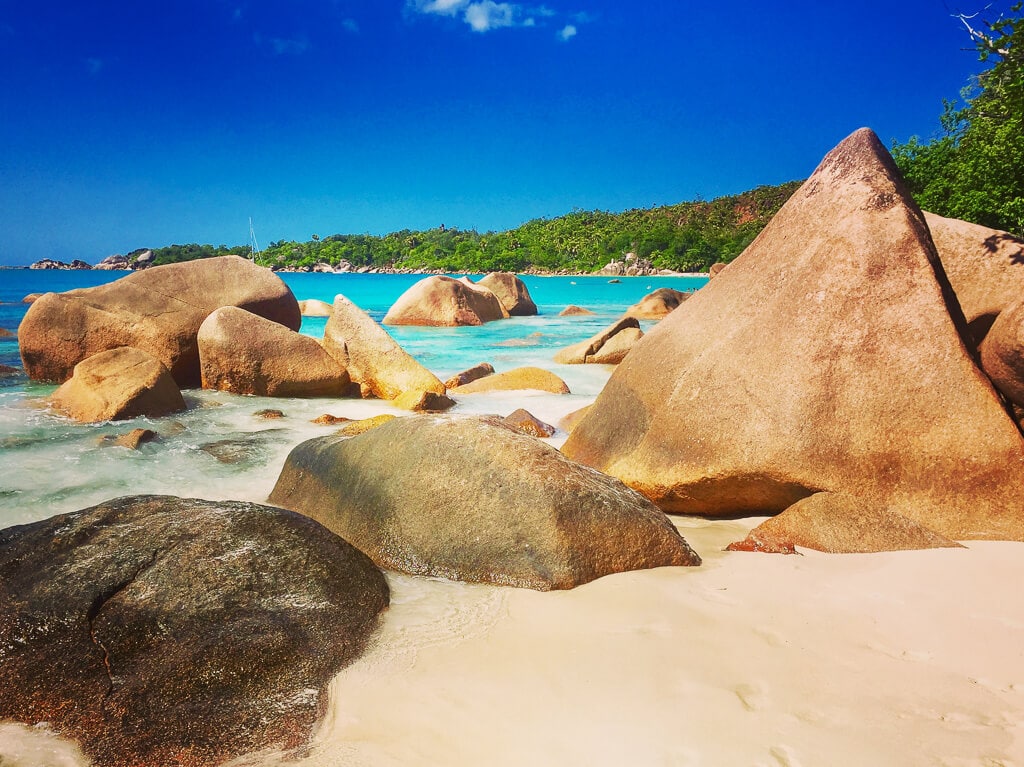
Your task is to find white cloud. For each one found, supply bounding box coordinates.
[464,1,515,32]
[408,0,589,37]
[414,0,469,15]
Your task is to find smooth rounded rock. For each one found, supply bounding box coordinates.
[269,416,700,590]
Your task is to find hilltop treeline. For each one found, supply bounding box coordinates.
[147,182,802,274]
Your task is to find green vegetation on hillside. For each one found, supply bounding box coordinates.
[148,182,799,273]
[892,4,1023,236]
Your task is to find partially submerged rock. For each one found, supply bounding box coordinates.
[269,416,700,590]
[558,305,595,316]
[502,408,556,437]
[323,294,446,400]
[391,388,456,412]
[97,428,159,450]
[335,413,397,436]
[623,287,690,320]
[382,275,509,326]
[563,128,1024,548]
[198,306,350,397]
[49,347,185,423]
[478,272,538,316]
[451,366,570,395]
[0,495,388,767]
[18,256,301,386]
[554,317,643,365]
[298,298,334,317]
[444,362,495,389]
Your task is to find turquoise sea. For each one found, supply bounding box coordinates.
[0,268,707,530]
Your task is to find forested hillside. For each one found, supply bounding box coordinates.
[145,182,800,274]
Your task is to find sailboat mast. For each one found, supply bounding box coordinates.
[249,217,262,265]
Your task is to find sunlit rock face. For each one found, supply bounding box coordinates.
[19,255,301,387]
[269,415,700,590]
[563,128,1024,552]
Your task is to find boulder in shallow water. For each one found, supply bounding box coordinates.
[478,272,538,316]
[554,316,643,365]
[322,294,446,400]
[623,287,690,320]
[0,495,388,767]
[298,298,334,317]
[444,362,495,389]
[451,366,570,394]
[269,416,700,590]
[502,408,556,437]
[198,306,350,397]
[382,275,509,326]
[18,255,300,386]
[558,305,595,316]
[562,128,1024,548]
[49,346,185,423]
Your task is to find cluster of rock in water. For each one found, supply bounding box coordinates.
[3,128,1024,765]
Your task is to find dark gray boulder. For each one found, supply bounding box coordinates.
[269,415,700,591]
[0,495,389,767]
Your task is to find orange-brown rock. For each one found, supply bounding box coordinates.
[726,493,963,554]
[559,405,592,434]
[623,288,689,319]
[708,263,727,279]
[198,306,350,397]
[312,413,351,425]
[0,328,14,338]
[268,416,700,590]
[924,212,1024,346]
[298,298,334,317]
[444,362,495,389]
[382,275,509,326]
[478,272,538,316]
[49,347,186,423]
[323,294,446,400]
[19,256,300,386]
[98,428,160,450]
[254,409,286,419]
[336,414,397,436]
[502,408,556,437]
[980,298,1024,409]
[21,293,42,304]
[562,128,1024,547]
[451,366,569,395]
[391,389,456,412]
[553,317,643,365]
[558,305,595,316]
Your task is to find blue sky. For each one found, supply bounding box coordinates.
[0,0,1001,265]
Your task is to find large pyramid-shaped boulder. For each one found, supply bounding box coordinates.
[562,128,1024,547]
[19,256,301,387]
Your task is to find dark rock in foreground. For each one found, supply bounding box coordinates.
[0,495,389,767]
[269,416,700,590]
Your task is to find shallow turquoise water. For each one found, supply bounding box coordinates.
[0,267,707,529]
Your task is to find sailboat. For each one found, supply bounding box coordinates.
[249,217,262,266]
